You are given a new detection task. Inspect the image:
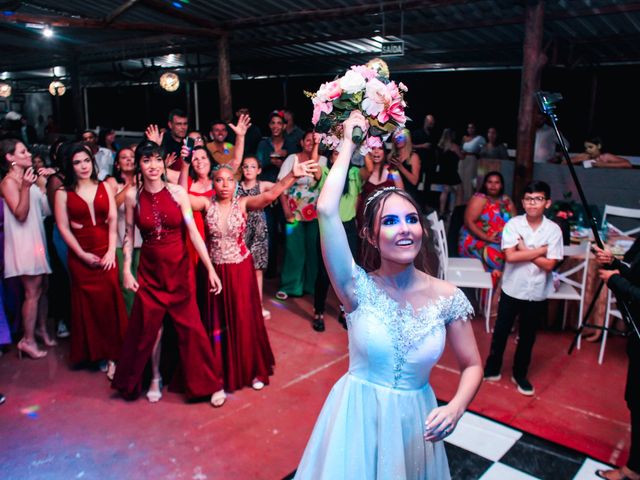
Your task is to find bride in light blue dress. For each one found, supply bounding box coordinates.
[294,112,484,480]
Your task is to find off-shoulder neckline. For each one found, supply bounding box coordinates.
[356,266,460,318]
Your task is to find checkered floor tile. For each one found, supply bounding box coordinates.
[284,410,612,479]
[445,411,611,480]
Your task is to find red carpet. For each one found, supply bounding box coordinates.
[0,280,630,478]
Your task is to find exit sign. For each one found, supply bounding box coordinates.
[380,40,405,56]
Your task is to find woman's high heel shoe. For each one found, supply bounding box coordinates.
[211,389,227,408]
[146,377,163,403]
[17,339,47,360]
[106,361,116,381]
[35,330,58,347]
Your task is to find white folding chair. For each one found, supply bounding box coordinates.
[432,222,494,330]
[602,205,640,236]
[599,290,622,364]
[548,242,590,350]
[432,219,485,273]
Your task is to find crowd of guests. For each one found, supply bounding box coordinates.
[0,105,638,477]
[0,109,632,378]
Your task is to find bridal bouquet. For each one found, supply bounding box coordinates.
[306,58,408,154]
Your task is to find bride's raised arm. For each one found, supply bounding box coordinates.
[316,111,368,313]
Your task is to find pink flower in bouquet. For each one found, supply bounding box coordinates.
[378,98,406,125]
[316,80,342,103]
[321,133,341,149]
[312,100,333,124]
[361,78,390,118]
[350,65,377,81]
[398,82,408,92]
[366,135,383,148]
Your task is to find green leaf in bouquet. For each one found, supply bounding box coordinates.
[315,116,332,133]
[333,98,357,110]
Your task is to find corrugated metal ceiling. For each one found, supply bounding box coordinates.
[2,0,640,89]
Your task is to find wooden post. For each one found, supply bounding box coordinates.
[514,0,546,201]
[218,33,232,122]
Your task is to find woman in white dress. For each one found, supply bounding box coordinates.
[0,139,54,359]
[294,112,483,479]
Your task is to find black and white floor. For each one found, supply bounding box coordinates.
[285,410,612,479]
[445,410,609,479]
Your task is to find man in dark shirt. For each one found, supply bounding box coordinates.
[162,108,188,171]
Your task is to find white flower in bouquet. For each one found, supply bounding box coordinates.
[339,70,366,94]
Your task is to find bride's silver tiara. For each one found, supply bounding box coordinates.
[364,186,401,211]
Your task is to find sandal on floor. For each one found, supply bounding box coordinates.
[252,378,265,390]
[312,313,325,332]
[275,291,288,301]
[106,361,116,381]
[146,377,163,403]
[596,468,635,480]
[211,390,227,408]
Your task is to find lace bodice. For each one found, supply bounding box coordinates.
[204,196,250,264]
[347,265,473,389]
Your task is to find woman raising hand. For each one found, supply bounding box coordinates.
[294,111,483,479]
[190,155,318,395]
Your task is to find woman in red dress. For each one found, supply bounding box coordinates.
[112,141,227,407]
[190,157,318,392]
[176,115,250,266]
[54,143,127,378]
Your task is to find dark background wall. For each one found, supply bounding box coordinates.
[81,64,639,155]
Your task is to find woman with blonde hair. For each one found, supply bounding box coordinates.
[388,128,421,202]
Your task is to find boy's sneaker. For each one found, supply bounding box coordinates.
[483,368,502,382]
[511,376,535,396]
[483,371,502,382]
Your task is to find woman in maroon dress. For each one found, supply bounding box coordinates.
[191,158,318,392]
[112,141,226,407]
[54,143,127,378]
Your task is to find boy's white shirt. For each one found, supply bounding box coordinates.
[500,214,564,301]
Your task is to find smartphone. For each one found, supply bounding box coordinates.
[184,137,195,163]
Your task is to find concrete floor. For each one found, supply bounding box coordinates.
[0,281,631,479]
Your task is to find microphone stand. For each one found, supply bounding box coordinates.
[534,92,639,353]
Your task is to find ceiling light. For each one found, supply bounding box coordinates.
[159,72,180,92]
[49,80,66,96]
[43,26,53,38]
